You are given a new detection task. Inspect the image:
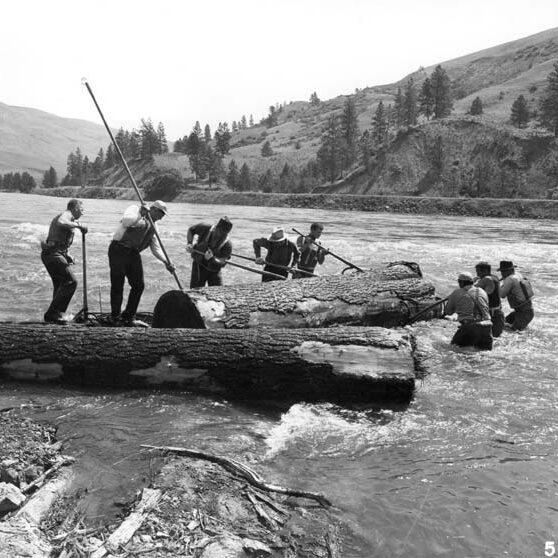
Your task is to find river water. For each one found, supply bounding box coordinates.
[0,192,556,557]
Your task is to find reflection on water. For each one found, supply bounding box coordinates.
[1,193,557,556]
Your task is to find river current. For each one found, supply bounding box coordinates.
[0,192,556,557]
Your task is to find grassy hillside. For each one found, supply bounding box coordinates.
[0,102,108,179]
[3,26,558,198]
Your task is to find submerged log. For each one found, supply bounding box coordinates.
[153,262,442,329]
[0,324,421,403]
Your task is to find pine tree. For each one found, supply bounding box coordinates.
[239,163,251,191]
[139,118,159,158]
[539,61,558,136]
[104,144,116,169]
[226,160,240,190]
[186,132,203,179]
[42,166,58,188]
[214,122,231,156]
[359,130,372,170]
[430,65,453,119]
[402,78,418,126]
[157,122,168,153]
[469,97,484,116]
[372,101,388,145]
[265,106,278,128]
[20,172,36,193]
[341,97,359,167]
[204,145,223,188]
[511,95,530,128]
[249,114,254,127]
[204,124,212,144]
[393,87,404,127]
[309,92,320,105]
[258,169,275,192]
[240,115,247,129]
[317,115,343,182]
[418,78,434,120]
[261,140,274,157]
[232,120,238,132]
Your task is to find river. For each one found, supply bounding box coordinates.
[0,192,556,557]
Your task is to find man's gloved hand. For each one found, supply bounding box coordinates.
[67,254,75,265]
[139,205,149,217]
[78,223,88,234]
[186,243,193,253]
[204,249,213,260]
[166,262,176,273]
[255,257,265,265]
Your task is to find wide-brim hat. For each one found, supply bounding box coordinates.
[458,272,474,282]
[151,200,168,215]
[497,260,515,272]
[268,227,286,242]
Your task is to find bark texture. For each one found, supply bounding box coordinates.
[153,262,441,329]
[0,324,420,403]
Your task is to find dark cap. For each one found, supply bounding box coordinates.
[497,260,515,272]
[475,261,491,271]
[216,216,233,233]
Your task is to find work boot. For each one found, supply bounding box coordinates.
[44,313,69,325]
[122,317,149,328]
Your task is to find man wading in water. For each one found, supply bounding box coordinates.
[41,199,88,324]
[444,271,493,350]
[108,200,174,327]
[293,222,327,279]
[474,261,505,338]
[253,227,299,282]
[186,217,233,288]
[498,260,535,331]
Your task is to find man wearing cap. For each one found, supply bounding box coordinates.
[108,200,174,326]
[253,227,299,282]
[474,261,505,337]
[186,217,233,288]
[293,222,327,279]
[41,199,88,324]
[498,260,534,331]
[444,271,493,350]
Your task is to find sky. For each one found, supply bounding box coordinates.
[2,0,558,140]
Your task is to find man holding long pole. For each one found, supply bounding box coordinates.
[186,217,233,288]
[108,200,175,326]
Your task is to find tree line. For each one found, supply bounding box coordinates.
[0,171,36,192]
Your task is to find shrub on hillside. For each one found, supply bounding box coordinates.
[143,171,184,201]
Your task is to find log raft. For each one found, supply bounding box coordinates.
[153,263,442,329]
[0,324,421,403]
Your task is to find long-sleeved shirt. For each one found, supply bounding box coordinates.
[445,285,490,323]
[112,205,165,262]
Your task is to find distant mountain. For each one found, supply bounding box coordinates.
[2,26,558,198]
[0,103,108,179]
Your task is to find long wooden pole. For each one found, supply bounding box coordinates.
[82,79,183,291]
[231,252,318,277]
[192,250,286,281]
[292,227,364,272]
[406,296,449,325]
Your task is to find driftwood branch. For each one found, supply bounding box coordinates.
[90,487,161,558]
[141,444,332,507]
[21,456,75,494]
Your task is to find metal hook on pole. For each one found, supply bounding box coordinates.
[82,78,184,292]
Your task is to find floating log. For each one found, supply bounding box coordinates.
[152,262,442,329]
[0,324,421,403]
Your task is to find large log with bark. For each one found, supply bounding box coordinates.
[152,262,442,329]
[0,324,422,403]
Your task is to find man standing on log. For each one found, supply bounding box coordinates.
[41,199,88,324]
[253,227,299,282]
[498,260,535,331]
[108,200,174,327]
[293,222,327,279]
[186,217,233,288]
[444,272,493,350]
[474,261,505,338]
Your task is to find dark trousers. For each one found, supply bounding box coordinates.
[190,261,222,288]
[451,323,493,350]
[262,266,288,282]
[109,241,144,319]
[41,250,77,319]
[490,308,505,338]
[505,303,534,331]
